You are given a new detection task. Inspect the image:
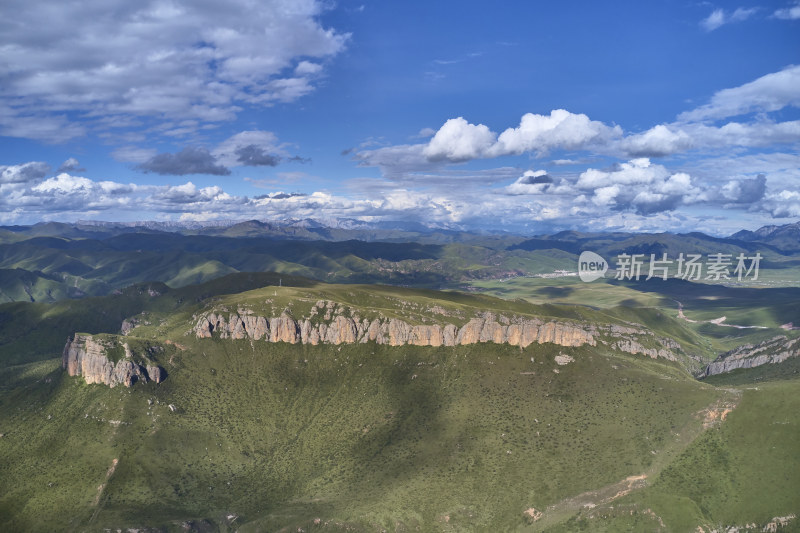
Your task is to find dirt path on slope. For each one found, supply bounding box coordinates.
[674,300,767,330]
[530,388,742,530]
[87,457,119,524]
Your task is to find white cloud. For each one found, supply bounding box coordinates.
[155,182,236,204]
[0,163,793,234]
[572,159,708,214]
[358,67,800,180]
[678,65,800,122]
[774,2,800,19]
[505,170,555,195]
[701,7,757,31]
[488,110,621,157]
[762,189,800,217]
[58,158,85,173]
[621,125,694,157]
[0,162,50,184]
[295,61,323,76]
[0,0,348,141]
[576,158,663,189]
[32,175,97,195]
[621,119,800,156]
[379,110,622,168]
[422,117,496,162]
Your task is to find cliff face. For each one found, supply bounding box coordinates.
[192,300,684,361]
[193,309,597,349]
[62,334,166,388]
[701,336,800,377]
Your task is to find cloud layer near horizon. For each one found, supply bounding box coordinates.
[2,65,799,234]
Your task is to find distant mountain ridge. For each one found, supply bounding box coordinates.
[4,219,798,248]
[729,221,800,252]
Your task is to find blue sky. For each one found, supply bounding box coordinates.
[1,0,799,235]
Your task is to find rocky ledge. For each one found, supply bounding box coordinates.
[62,334,166,388]
[193,308,597,349]
[192,300,683,360]
[701,335,800,377]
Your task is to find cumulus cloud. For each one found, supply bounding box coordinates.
[701,7,757,31]
[573,159,706,215]
[32,174,134,196]
[719,174,768,204]
[1,172,138,215]
[0,162,50,184]
[612,66,800,156]
[138,147,231,176]
[0,0,348,141]
[488,110,622,157]
[359,110,623,172]
[621,125,694,157]
[154,182,236,205]
[0,161,793,234]
[357,67,800,182]
[762,189,800,217]
[622,120,800,156]
[422,118,496,162]
[57,158,85,173]
[505,170,556,195]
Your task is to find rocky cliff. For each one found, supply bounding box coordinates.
[192,300,681,360]
[701,336,800,377]
[193,308,596,349]
[62,334,166,388]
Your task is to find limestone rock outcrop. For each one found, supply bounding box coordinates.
[62,334,166,387]
[191,301,688,361]
[193,308,597,350]
[701,336,800,377]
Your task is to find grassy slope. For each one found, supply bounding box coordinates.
[541,379,800,532]
[0,339,720,532]
[0,273,797,531]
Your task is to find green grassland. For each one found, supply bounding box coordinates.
[0,264,798,531]
[1,338,725,532]
[540,379,800,532]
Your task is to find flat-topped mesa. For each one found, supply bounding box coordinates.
[62,334,166,388]
[193,309,597,349]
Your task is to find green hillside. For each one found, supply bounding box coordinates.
[1,340,724,531]
[0,274,797,531]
